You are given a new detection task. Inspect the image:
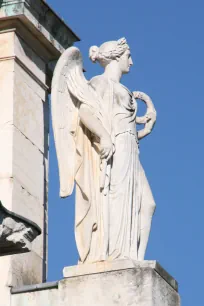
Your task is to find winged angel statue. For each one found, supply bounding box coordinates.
[51,38,157,264]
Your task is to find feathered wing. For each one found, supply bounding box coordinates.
[51,47,104,198]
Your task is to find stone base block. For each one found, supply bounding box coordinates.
[11,260,180,306]
[61,260,180,306]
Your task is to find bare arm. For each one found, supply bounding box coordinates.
[79,104,108,139]
[79,103,113,160]
[137,112,157,140]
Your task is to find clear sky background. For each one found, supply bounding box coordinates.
[47,1,204,305]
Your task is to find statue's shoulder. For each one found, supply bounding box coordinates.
[89,75,109,90]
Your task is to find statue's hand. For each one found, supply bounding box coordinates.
[138,111,157,140]
[145,111,157,126]
[100,136,113,161]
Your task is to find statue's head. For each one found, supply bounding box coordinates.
[89,38,133,74]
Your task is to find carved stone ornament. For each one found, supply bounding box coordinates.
[0,201,41,256]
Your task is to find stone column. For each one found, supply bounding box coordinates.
[0,0,79,304]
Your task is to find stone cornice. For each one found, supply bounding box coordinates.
[0,0,80,58]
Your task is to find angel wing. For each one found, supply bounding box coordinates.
[51,47,104,198]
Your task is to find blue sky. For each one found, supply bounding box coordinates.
[47,1,204,305]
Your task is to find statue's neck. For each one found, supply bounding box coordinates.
[103,63,122,83]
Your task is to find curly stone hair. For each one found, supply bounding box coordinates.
[89,38,129,67]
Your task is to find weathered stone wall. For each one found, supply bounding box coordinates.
[0,4,79,306]
[0,28,49,290]
[0,1,79,304]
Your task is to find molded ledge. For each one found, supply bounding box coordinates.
[63,260,178,292]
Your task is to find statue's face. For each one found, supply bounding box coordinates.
[118,49,133,74]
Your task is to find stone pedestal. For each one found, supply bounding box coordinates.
[62,260,180,306]
[0,0,79,304]
[11,260,180,306]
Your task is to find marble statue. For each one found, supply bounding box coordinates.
[51,38,157,264]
